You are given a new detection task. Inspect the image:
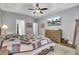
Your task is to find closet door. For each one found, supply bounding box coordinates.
[75,19,79,55]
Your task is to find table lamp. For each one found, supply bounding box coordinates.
[2,25,8,35]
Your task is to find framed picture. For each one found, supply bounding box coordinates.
[27,23,32,28]
[47,16,62,26]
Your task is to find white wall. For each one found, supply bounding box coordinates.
[1,10,34,34]
[38,6,79,44]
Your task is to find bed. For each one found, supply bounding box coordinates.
[0,34,55,55]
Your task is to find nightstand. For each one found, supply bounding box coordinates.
[61,38,68,46]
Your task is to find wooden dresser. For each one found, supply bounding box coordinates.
[45,29,62,43]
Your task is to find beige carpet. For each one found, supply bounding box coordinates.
[47,43,76,55]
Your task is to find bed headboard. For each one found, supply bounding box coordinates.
[45,29,62,43]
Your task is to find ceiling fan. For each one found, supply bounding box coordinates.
[28,3,48,14]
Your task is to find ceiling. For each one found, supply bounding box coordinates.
[0,3,79,19]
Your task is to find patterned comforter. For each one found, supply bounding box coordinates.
[0,34,55,55]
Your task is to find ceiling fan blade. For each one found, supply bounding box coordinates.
[40,11,43,14]
[28,8,34,10]
[36,3,39,7]
[40,8,48,10]
[33,11,36,14]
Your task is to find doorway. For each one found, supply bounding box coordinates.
[16,20,25,35]
[33,23,38,35]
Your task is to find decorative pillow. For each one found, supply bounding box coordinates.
[39,35,46,39]
[35,35,40,39]
[30,35,35,39]
[18,35,24,40]
[26,33,35,39]
[25,34,31,40]
[4,34,12,39]
[4,33,19,39]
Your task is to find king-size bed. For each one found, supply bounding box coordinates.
[0,33,55,55]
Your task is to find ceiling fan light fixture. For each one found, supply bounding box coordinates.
[28,3,48,14]
[36,10,40,12]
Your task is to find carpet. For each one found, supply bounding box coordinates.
[47,43,75,55]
